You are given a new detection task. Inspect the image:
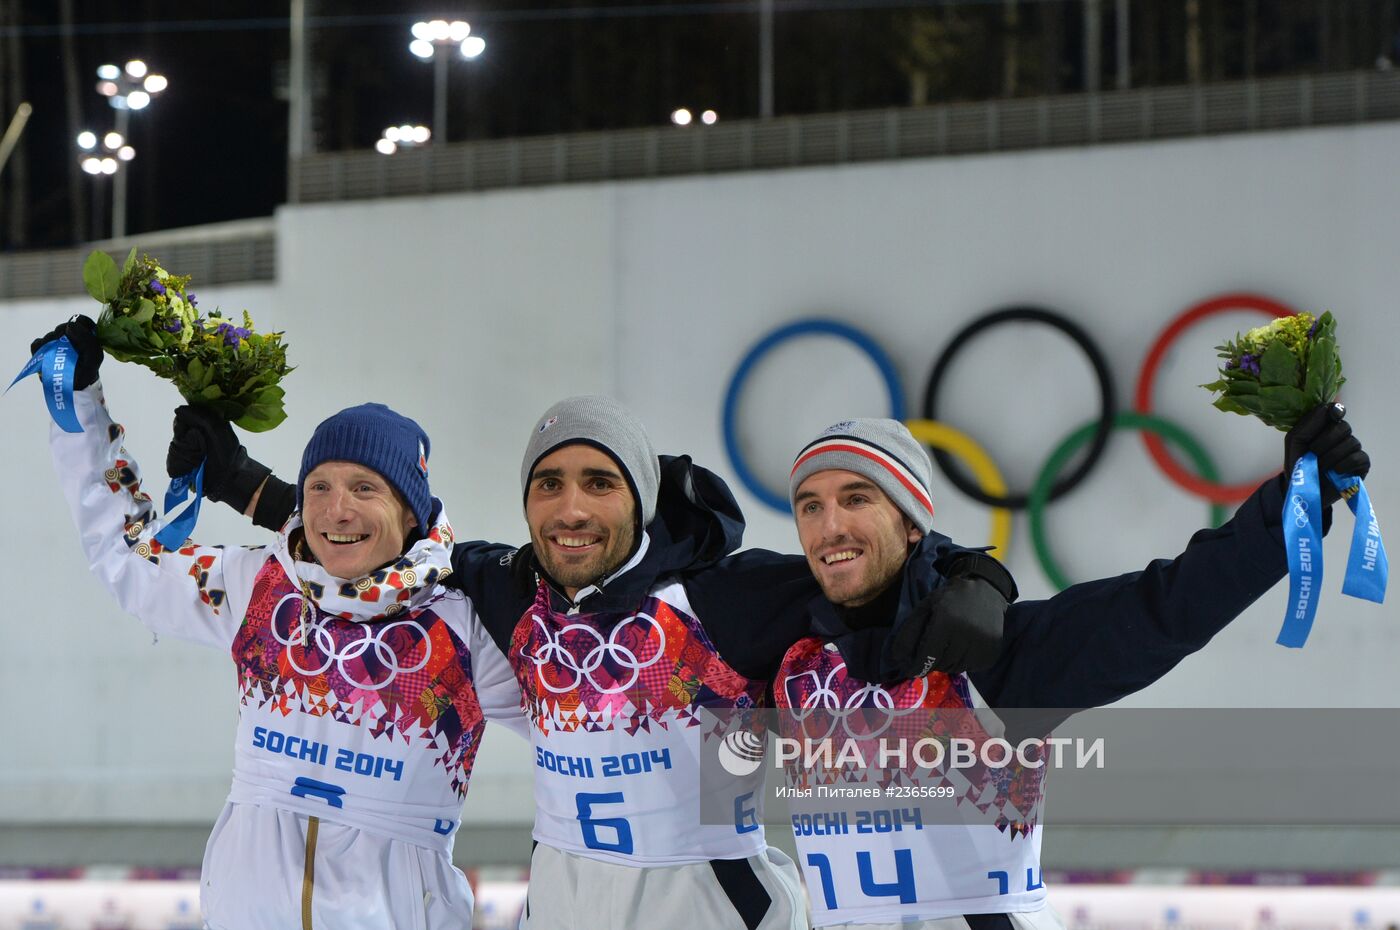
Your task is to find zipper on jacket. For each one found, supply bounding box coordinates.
[301,815,319,930]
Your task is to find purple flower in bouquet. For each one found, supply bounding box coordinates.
[217,322,253,348]
[84,248,292,432]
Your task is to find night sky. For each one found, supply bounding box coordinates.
[3,1,1393,250]
[4,0,906,249]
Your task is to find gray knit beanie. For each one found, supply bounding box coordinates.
[789,418,935,533]
[520,395,661,526]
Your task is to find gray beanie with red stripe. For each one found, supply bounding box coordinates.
[789,418,935,533]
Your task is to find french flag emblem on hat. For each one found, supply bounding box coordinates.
[418,439,429,477]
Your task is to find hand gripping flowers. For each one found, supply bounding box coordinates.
[1203,311,1386,646]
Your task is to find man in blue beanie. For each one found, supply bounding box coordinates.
[296,403,436,578]
[31,317,526,930]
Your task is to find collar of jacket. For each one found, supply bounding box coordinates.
[807,530,958,683]
[530,452,747,616]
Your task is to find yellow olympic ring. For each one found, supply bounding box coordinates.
[903,419,1011,557]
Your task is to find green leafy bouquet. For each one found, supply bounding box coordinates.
[1202,311,1343,431]
[83,249,291,432]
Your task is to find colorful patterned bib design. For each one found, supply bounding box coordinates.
[234,561,486,797]
[509,583,766,735]
[776,636,1045,837]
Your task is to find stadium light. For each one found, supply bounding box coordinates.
[91,59,167,238]
[409,18,485,143]
[672,107,718,127]
[377,123,432,154]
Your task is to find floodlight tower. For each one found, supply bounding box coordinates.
[94,59,167,238]
[409,19,486,144]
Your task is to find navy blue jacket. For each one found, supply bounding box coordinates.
[810,476,1291,714]
[253,455,1290,703]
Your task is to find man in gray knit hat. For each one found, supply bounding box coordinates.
[787,417,1013,677]
[518,395,661,603]
[776,410,1370,930]
[504,394,814,929]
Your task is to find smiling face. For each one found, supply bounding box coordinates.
[525,443,637,599]
[300,461,418,580]
[794,469,921,607]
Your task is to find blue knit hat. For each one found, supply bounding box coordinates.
[297,403,436,533]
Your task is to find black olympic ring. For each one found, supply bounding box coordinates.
[921,306,1117,510]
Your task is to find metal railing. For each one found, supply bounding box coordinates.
[293,70,1400,204]
[0,224,276,302]
[4,71,1396,302]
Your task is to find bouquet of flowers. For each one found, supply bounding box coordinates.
[1202,309,1384,649]
[83,248,291,431]
[1201,311,1342,431]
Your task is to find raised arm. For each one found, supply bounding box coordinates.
[38,320,266,649]
[972,404,1371,714]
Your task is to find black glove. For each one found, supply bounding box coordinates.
[1283,402,1370,507]
[30,315,102,390]
[168,404,272,513]
[885,552,1017,680]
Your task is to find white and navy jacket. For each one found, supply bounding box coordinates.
[49,384,526,930]
[780,478,1293,927]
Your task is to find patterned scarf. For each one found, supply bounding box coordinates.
[270,505,457,624]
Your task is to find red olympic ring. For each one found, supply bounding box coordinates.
[1133,293,1295,504]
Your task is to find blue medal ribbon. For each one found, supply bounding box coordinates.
[154,461,205,550]
[1327,469,1388,605]
[1278,452,1323,648]
[7,336,82,433]
[1278,453,1388,647]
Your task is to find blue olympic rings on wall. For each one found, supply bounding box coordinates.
[721,319,906,513]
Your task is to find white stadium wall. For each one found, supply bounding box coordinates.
[1,121,1396,846]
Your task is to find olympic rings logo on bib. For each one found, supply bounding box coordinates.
[722,294,1296,590]
[272,593,432,691]
[784,663,930,742]
[525,612,667,694]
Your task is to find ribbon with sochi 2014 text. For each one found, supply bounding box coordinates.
[1280,449,1387,648]
[10,335,206,549]
[722,294,1386,647]
[8,335,83,433]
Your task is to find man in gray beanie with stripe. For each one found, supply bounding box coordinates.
[776,411,1369,930]
[787,418,1010,676]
